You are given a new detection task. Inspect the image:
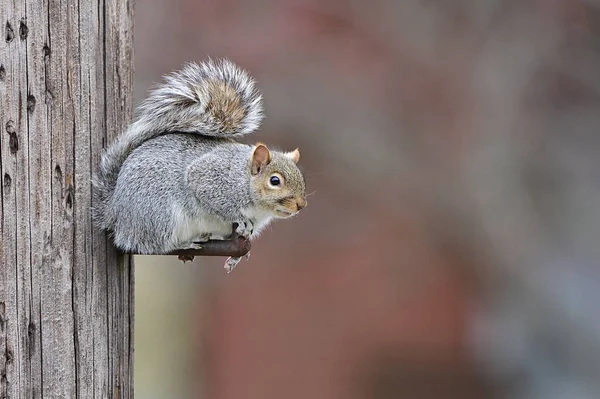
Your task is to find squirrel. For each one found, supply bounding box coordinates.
[91,58,307,272]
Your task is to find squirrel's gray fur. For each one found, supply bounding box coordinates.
[91,59,306,256]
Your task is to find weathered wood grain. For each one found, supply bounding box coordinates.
[0,0,134,397]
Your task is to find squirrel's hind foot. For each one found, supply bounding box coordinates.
[224,256,242,273]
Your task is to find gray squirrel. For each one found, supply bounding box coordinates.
[91,59,307,272]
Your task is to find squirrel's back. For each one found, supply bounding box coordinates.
[92,59,264,231]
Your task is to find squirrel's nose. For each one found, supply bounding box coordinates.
[296,197,307,210]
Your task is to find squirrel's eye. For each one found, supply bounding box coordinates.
[268,173,284,188]
[269,175,281,186]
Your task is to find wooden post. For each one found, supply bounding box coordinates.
[0,0,134,397]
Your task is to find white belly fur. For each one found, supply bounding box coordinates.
[242,207,275,238]
[170,205,275,249]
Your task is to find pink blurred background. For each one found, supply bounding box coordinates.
[133,1,600,398]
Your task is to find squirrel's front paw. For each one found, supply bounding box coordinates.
[234,219,254,239]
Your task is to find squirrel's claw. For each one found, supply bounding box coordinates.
[234,219,254,239]
[188,242,205,250]
[224,256,242,273]
[178,255,195,263]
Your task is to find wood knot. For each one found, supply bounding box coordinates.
[27,322,37,359]
[5,22,14,43]
[65,186,73,210]
[43,44,51,58]
[5,120,15,134]
[54,164,62,181]
[19,19,28,40]
[27,322,36,338]
[4,350,12,365]
[27,94,36,113]
[0,302,5,332]
[3,174,11,191]
[6,121,18,154]
[8,133,17,153]
[0,64,5,81]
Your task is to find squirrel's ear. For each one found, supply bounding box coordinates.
[251,143,271,175]
[285,148,300,163]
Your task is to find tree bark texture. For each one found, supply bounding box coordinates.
[0,0,134,397]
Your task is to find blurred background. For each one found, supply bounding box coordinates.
[132,0,600,398]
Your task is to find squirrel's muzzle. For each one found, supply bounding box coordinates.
[296,196,307,211]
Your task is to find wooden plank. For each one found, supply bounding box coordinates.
[1,1,34,397]
[23,0,50,397]
[99,0,135,396]
[0,0,134,397]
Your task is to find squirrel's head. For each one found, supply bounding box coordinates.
[249,143,307,218]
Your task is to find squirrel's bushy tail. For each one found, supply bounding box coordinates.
[92,58,264,230]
